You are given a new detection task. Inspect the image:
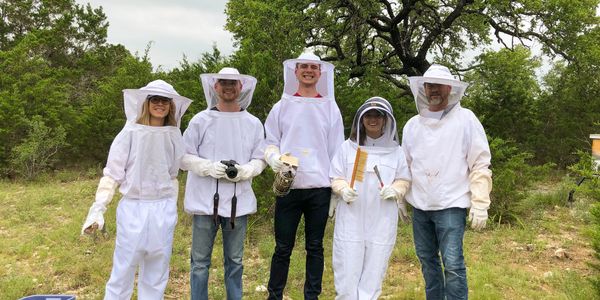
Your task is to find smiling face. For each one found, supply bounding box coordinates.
[295,63,321,87]
[424,82,452,111]
[215,79,242,103]
[148,95,171,124]
[362,109,385,139]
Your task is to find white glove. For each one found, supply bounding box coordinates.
[264,145,285,173]
[208,161,227,179]
[181,154,226,179]
[380,181,410,223]
[469,169,492,230]
[329,194,340,217]
[380,185,397,200]
[468,207,488,230]
[397,198,410,223]
[82,176,118,235]
[331,178,358,203]
[228,159,267,182]
[341,187,358,203]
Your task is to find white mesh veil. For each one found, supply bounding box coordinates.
[350,97,399,147]
[408,64,469,114]
[282,53,335,98]
[200,67,257,110]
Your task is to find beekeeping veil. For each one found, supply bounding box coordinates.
[282,52,335,98]
[104,80,192,200]
[408,64,469,114]
[350,97,399,147]
[200,67,257,110]
[122,80,192,128]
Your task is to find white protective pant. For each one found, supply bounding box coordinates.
[333,239,394,300]
[104,197,177,300]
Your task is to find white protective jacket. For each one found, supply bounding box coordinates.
[183,70,264,217]
[106,81,192,199]
[264,53,344,188]
[329,97,411,299]
[402,103,491,211]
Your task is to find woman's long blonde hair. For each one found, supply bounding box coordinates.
[136,97,177,126]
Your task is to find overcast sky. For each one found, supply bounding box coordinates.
[76,0,235,70]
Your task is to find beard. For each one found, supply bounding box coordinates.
[428,96,443,106]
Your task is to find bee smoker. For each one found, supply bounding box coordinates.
[272,154,299,197]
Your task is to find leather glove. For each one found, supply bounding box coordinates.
[381,181,411,223]
[397,198,410,223]
[468,207,488,230]
[469,169,492,230]
[181,154,226,179]
[264,145,285,173]
[82,176,118,235]
[341,187,358,203]
[229,159,267,182]
[380,185,397,200]
[331,178,358,203]
[209,161,227,179]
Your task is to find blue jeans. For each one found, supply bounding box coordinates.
[412,207,468,300]
[190,214,248,300]
[267,188,330,300]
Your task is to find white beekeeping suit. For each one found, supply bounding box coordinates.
[82,79,192,300]
[329,97,411,300]
[264,53,345,188]
[182,68,264,219]
[403,64,492,226]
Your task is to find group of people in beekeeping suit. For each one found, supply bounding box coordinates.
[81,51,491,300]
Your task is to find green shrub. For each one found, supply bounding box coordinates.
[568,150,600,296]
[567,150,600,198]
[9,116,68,180]
[488,136,554,225]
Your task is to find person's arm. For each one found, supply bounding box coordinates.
[82,129,129,235]
[264,103,285,172]
[466,115,492,230]
[380,147,412,223]
[330,142,357,204]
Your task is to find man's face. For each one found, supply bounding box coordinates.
[295,63,321,86]
[215,79,242,103]
[424,82,452,111]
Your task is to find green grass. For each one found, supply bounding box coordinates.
[0,174,598,299]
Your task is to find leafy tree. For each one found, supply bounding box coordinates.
[0,0,108,64]
[225,0,598,91]
[0,33,75,170]
[534,27,600,166]
[463,46,540,149]
[0,0,151,171]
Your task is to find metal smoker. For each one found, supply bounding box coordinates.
[272,154,299,197]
